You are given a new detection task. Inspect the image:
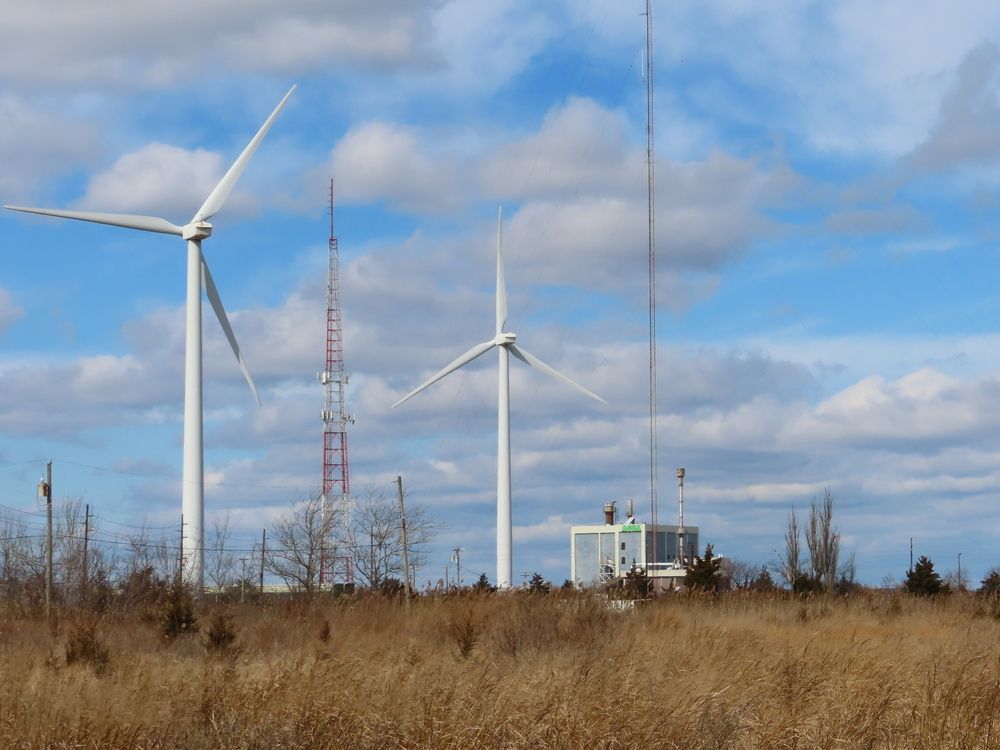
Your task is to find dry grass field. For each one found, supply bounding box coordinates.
[1,591,999,748]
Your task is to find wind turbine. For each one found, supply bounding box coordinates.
[393,209,605,590]
[5,85,296,589]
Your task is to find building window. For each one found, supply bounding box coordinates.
[621,557,626,565]
[620,542,625,550]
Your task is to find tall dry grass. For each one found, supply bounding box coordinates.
[0,591,998,748]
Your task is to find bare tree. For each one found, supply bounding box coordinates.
[265,494,340,596]
[52,498,87,602]
[348,489,437,588]
[943,567,971,592]
[806,489,840,591]
[725,558,762,590]
[779,511,801,587]
[205,512,237,592]
[0,514,38,601]
[121,523,176,582]
[837,551,857,591]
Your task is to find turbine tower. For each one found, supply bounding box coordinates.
[5,86,296,589]
[393,209,604,590]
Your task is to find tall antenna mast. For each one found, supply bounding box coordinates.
[645,0,659,567]
[320,178,353,588]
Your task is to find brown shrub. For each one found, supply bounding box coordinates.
[64,618,110,675]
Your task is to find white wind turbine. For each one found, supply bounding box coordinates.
[393,209,605,590]
[5,86,296,589]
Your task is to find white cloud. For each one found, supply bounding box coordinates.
[504,152,784,287]
[904,42,1000,173]
[824,206,927,236]
[568,1,1000,157]
[513,514,572,543]
[329,122,464,214]
[218,10,442,74]
[0,96,99,197]
[480,97,642,200]
[428,0,557,92]
[0,1,444,88]
[76,144,226,219]
[324,98,795,288]
[0,288,24,335]
[785,368,1000,448]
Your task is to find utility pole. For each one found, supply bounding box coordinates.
[39,462,52,621]
[259,528,266,595]
[452,547,463,589]
[239,557,248,604]
[958,553,963,591]
[396,475,412,604]
[909,537,913,574]
[81,503,90,601]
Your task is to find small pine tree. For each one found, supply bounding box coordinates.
[980,568,1000,596]
[792,573,823,595]
[203,611,238,655]
[623,566,652,599]
[65,619,111,675]
[750,568,777,592]
[905,555,949,597]
[472,573,495,593]
[378,577,404,597]
[161,578,199,639]
[527,572,550,594]
[685,545,722,592]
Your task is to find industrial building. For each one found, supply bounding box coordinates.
[570,468,700,590]
[570,505,699,589]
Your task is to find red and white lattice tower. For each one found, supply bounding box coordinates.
[320,178,353,587]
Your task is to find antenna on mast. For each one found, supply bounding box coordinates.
[319,178,354,590]
[645,0,659,571]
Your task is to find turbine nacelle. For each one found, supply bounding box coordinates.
[182,221,213,241]
[494,332,516,346]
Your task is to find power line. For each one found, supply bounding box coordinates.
[0,459,48,470]
[92,515,178,531]
[52,458,320,491]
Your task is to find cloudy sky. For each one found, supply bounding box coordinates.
[2,0,1000,587]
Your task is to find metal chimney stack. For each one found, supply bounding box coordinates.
[603,501,616,525]
[676,468,686,565]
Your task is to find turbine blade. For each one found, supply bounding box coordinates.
[4,205,183,236]
[496,205,507,335]
[392,340,496,408]
[510,344,606,404]
[192,85,297,223]
[201,256,261,406]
